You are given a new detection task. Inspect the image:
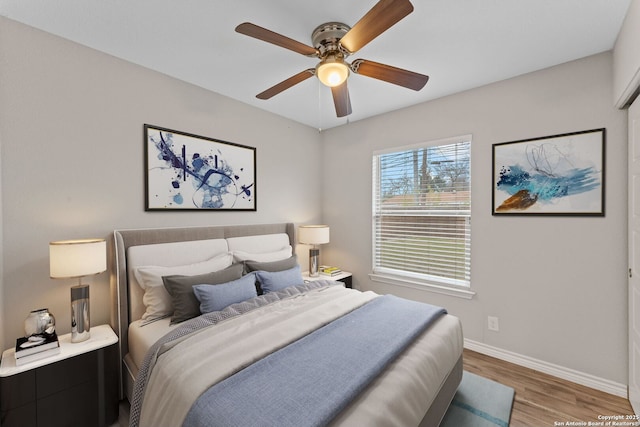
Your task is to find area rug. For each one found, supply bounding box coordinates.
[440,371,515,427]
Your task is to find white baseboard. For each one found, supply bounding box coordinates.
[464,339,628,398]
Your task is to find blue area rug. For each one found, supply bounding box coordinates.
[440,371,515,427]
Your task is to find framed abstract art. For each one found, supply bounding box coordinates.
[492,128,605,216]
[145,125,256,211]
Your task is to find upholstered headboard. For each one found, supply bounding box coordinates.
[111,223,295,395]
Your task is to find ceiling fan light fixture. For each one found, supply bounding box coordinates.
[237,0,425,118]
[316,56,349,87]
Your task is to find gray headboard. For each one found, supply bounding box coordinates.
[110,223,295,396]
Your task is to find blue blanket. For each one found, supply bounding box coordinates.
[183,295,446,427]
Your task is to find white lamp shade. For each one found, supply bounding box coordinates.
[50,238,107,279]
[298,225,330,245]
[316,58,349,88]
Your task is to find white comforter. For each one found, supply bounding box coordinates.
[138,285,462,427]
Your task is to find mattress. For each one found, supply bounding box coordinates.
[128,285,463,427]
[128,318,177,371]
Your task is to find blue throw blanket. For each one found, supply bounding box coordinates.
[183,295,446,427]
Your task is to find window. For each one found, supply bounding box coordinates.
[371,135,472,297]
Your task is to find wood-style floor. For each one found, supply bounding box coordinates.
[463,348,635,426]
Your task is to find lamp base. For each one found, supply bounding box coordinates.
[309,248,320,277]
[71,284,90,343]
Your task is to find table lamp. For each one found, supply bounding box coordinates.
[49,238,106,343]
[298,225,330,277]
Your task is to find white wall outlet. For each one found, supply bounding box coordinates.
[488,316,500,332]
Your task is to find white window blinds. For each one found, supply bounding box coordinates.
[373,137,471,288]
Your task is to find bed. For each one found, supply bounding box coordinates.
[112,223,463,427]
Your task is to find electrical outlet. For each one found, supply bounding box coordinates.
[488,316,500,332]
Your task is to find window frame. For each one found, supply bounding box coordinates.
[370,134,475,299]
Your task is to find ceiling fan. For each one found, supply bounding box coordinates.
[235,0,429,118]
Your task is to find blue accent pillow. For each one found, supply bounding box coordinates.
[193,273,258,313]
[255,265,304,293]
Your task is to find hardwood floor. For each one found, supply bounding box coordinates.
[463,349,635,426]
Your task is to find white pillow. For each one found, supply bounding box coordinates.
[232,246,292,263]
[134,252,233,320]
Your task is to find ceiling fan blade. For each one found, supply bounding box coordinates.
[339,0,414,54]
[331,82,352,117]
[236,23,318,57]
[256,69,315,100]
[351,59,428,91]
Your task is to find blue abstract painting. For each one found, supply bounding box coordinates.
[145,125,256,210]
[493,129,604,215]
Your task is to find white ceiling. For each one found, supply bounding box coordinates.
[0,0,632,130]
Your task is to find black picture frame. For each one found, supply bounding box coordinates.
[144,125,256,211]
[492,128,605,216]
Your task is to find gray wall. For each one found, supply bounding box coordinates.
[321,52,628,385]
[0,17,323,349]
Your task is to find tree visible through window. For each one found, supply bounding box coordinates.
[372,136,471,288]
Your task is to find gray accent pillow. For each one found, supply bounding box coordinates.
[243,255,298,273]
[163,263,244,324]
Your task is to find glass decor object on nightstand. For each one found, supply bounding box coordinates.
[24,308,56,336]
[18,309,60,366]
[298,225,330,277]
[49,238,106,343]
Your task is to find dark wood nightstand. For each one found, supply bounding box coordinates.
[302,270,353,288]
[0,324,118,427]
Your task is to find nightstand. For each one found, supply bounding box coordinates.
[0,324,118,427]
[302,270,353,288]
